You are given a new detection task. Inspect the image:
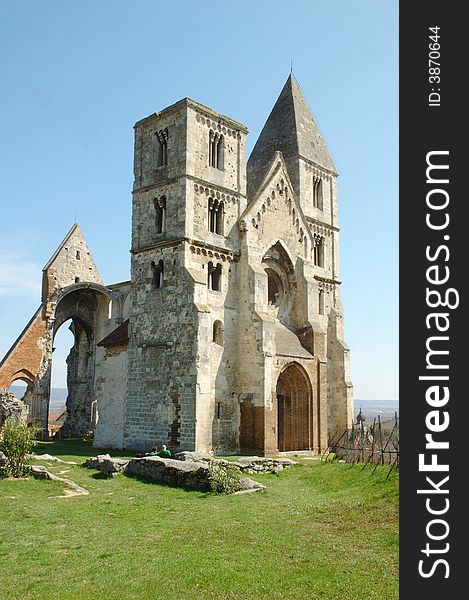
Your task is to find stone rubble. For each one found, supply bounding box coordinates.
[82,453,266,493]
[0,392,29,426]
[82,454,129,477]
[33,453,77,465]
[173,451,297,474]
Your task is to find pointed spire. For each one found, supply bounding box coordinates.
[247,75,337,198]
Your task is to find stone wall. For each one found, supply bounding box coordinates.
[94,344,127,448]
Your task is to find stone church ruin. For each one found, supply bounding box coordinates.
[0,76,353,454]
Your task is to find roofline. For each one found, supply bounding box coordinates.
[106,280,131,289]
[0,305,43,370]
[43,223,80,271]
[134,97,248,133]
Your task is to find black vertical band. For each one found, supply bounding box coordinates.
[400,2,466,595]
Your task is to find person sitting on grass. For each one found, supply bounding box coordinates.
[157,444,171,458]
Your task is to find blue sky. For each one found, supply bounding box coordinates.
[0,1,398,399]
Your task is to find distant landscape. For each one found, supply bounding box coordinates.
[10,385,67,416]
[10,386,398,424]
[356,399,399,422]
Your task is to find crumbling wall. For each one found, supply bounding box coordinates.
[0,392,29,426]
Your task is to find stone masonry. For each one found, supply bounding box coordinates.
[0,75,353,454]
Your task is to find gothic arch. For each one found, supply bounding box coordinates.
[276,362,313,452]
[262,240,298,325]
[9,368,35,390]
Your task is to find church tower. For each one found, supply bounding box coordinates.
[246,75,353,438]
[124,97,248,451]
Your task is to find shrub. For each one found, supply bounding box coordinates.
[208,461,241,494]
[0,418,41,478]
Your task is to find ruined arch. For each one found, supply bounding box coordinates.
[9,368,35,390]
[8,369,35,404]
[276,362,312,452]
[51,285,111,437]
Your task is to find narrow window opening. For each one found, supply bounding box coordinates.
[209,130,224,170]
[319,238,325,268]
[154,196,167,234]
[319,289,325,315]
[156,128,168,167]
[213,320,224,346]
[313,237,325,268]
[208,198,224,235]
[75,277,80,283]
[313,177,323,209]
[216,135,224,170]
[208,262,222,291]
[209,131,215,167]
[217,402,221,420]
[151,260,164,289]
[76,250,81,260]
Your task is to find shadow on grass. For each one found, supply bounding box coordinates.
[36,439,136,460]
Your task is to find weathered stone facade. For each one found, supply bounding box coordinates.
[0,75,353,454]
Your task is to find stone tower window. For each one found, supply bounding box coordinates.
[154,196,167,234]
[156,128,168,167]
[76,250,81,260]
[313,236,325,268]
[208,261,222,291]
[151,260,164,289]
[313,177,323,209]
[319,289,325,315]
[213,320,224,346]
[209,130,224,170]
[208,198,224,235]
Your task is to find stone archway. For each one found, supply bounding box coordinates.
[52,286,110,437]
[9,369,35,393]
[276,363,312,452]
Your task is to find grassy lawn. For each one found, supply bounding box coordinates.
[0,440,398,600]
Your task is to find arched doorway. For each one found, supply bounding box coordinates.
[276,363,312,452]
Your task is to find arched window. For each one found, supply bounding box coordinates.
[313,177,323,209]
[209,130,224,170]
[156,128,168,166]
[208,198,224,235]
[151,260,164,289]
[154,196,166,234]
[207,261,222,291]
[213,320,224,346]
[313,236,325,268]
[319,289,325,315]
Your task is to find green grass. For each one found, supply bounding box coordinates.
[0,440,398,600]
